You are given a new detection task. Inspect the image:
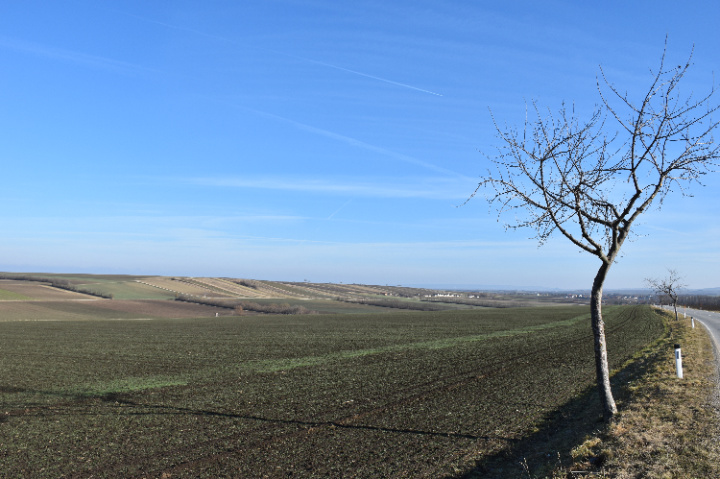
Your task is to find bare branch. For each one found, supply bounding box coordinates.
[646,269,687,320]
[466,42,719,420]
[475,43,719,265]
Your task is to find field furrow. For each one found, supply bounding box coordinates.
[0,305,665,478]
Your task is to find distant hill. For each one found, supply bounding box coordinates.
[684,287,720,295]
[0,272,591,314]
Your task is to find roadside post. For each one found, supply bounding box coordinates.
[691,317,695,328]
[675,344,683,379]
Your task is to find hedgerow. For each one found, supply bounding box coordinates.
[0,273,113,299]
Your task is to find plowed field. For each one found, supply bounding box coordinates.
[139,277,223,297]
[0,300,232,321]
[0,305,665,478]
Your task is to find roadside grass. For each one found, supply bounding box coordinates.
[550,310,720,478]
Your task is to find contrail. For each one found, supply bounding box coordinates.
[119,11,443,97]
[117,12,227,42]
[246,108,470,178]
[0,35,154,75]
[283,54,443,97]
[327,199,353,219]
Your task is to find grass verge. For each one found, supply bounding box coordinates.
[553,310,720,478]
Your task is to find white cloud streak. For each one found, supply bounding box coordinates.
[189,175,472,200]
[120,11,443,96]
[0,35,154,75]
[327,199,353,219]
[246,108,470,178]
[286,54,443,96]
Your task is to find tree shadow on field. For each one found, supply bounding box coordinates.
[448,347,661,479]
[94,393,503,443]
[3,387,505,444]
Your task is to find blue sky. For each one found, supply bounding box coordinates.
[1,1,719,289]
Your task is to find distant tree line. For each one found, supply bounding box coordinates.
[644,293,720,312]
[234,301,315,315]
[174,294,316,315]
[677,295,720,312]
[0,273,113,299]
[230,279,259,290]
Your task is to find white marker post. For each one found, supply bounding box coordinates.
[675,344,683,379]
[691,317,695,328]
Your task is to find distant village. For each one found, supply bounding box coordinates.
[420,290,655,306]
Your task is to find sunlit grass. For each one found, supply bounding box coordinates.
[0,288,33,300]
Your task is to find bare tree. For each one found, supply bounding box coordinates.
[646,269,686,321]
[468,41,719,421]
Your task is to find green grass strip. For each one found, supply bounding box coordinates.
[65,377,188,397]
[240,313,592,373]
[0,288,33,300]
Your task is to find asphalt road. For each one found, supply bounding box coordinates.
[671,306,720,351]
[676,307,720,406]
[660,306,720,385]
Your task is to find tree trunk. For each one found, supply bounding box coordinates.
[590,262,618,422]
[672,300,679,321]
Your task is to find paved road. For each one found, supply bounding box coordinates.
[692,309,720,346]
[660,306,720,381]
[674,307,720,405]
[667,306,720,351]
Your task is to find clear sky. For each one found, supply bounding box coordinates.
[1,1,719,290]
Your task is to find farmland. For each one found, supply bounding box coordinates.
[0,273,590,312]
[0,300,666,478]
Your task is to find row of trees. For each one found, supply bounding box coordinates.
[174,294,316,315]
[0,273,113,299]
[234,301,315,315]
[674,295,720,312]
